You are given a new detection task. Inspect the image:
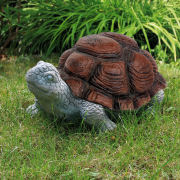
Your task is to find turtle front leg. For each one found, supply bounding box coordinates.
[78,100,117,132]
[26,99,41,116]
[145,90,165,114]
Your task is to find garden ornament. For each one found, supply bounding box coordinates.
[26,32,166,132]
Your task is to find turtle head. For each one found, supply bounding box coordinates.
[26,61,65,101]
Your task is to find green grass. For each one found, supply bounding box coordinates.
[0,56,180,179]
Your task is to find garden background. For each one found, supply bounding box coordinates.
[0,0,180,179]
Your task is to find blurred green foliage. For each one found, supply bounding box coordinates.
[0,0,180,62]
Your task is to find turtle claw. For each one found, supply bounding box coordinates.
[96,120,117,132]
[26,103,40,116]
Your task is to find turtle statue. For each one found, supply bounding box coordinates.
[26,32,166,132]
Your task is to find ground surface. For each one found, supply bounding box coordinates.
[0,56,179,179]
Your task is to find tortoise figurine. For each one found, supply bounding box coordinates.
[26,32,166,132]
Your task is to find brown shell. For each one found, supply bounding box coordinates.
[58,32,166,110]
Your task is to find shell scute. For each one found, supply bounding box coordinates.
[91,61,129,95]
[87,88,113,109]
[75,35,123,58]
[128,52,154,93]
[58,49,74,69]
[117,97,134,110]
[135,93,151,108]
[100,32,139,48]
[64,52,95,81]
[65,78,85,97]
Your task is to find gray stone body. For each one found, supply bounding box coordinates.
[26,61,164,132]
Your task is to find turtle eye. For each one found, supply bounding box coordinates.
[46,74,54,81]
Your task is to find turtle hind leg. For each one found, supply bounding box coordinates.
[153,89,165,104]
[145,89,165,115]
[78,100,117,132]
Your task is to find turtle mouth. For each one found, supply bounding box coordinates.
[27,82,49,94]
